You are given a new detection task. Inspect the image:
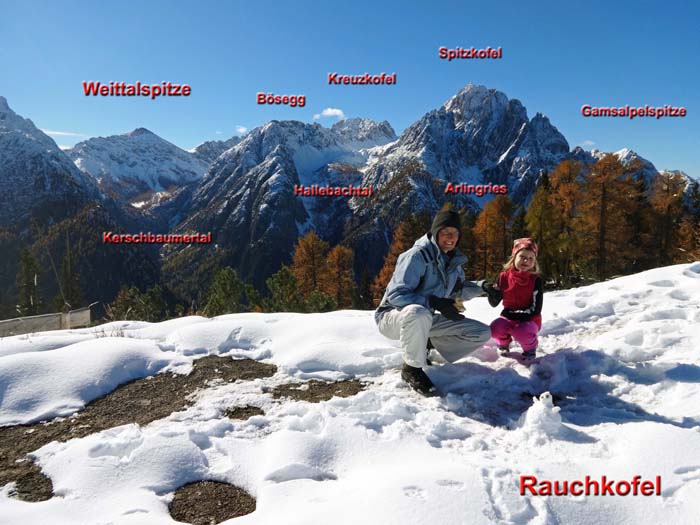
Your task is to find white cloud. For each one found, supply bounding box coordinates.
[41,129,87,137]
[215,131,223,135]
[235,125,248,134]
[313,108,346,120]
[579,140,595,148]
[58,144,72,150]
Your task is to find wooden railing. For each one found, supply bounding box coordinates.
[0,307,92,337]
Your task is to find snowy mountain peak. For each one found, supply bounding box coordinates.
[0,96,98,226]
[443,83,525,123]
[127,127,157,138]
[444,83,491,107]
[0,96,52,148]
[531,112,551,125]
[233,118,393,166]
[330,117,397,147]
[613,148,637,162]
[607,148,658,175]
[363,84,567,203]
[67,128,207,201]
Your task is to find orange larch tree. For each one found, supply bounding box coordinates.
[291,231,330,298]
[574,155,638,280]
[319,245,356,309]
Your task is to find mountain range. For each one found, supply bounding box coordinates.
[0,85,695,309]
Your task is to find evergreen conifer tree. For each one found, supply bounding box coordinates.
[106,285,142,321]
[353,268,374,309]
[16,248,42,316]
[265,265,307,312]
[106,284,168,322]
[203,267,247,316]
[54,235,82,312]
[304,289,337,312]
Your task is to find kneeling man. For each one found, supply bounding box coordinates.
[375,210,490,396]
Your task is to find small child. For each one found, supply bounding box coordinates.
[482,238,543,359]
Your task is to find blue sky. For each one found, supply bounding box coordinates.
[1,0,698,176]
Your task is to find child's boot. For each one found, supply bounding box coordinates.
[522,347,537,360]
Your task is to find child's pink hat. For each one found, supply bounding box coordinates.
[512,237,538,256]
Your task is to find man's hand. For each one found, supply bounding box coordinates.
[481,282,502,307]
[429,296,465,321]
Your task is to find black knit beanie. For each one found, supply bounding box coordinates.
[431,209,462,241]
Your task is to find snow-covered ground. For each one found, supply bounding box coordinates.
[1,263,700,524]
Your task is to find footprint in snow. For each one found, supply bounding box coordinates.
[402,485,427,499]
[674,466,700,481]
[435,479,466,490]
[639,308,687,322]
[669,289,690,301]
[648,280,675,287]
[264,463,337,483]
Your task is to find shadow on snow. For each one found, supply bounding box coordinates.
[429,348,700,431]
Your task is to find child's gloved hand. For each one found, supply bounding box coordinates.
[429,296,465,321]
[481,282,502,307]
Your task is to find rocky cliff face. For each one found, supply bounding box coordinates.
[343,84,570,273]
[191,136,241,165]
[170,119,396,288]
[362,84,570,201]
[0,96,99,228]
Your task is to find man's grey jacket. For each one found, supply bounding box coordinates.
[375,233,483,323]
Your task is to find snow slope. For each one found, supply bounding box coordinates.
[1,263,700,524]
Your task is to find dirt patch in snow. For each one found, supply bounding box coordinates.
[270,378,366,402]
[225,405,265,420]
[0,356,277,502]
[169,480,256,524]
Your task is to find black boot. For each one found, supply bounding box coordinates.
[401,363,438,397]
[522,348,537,360]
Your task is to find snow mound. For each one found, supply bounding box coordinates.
[0,339,176,425]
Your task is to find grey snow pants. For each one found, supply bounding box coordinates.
[377,304,491,367]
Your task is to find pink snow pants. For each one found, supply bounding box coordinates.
[490,316,539,351]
